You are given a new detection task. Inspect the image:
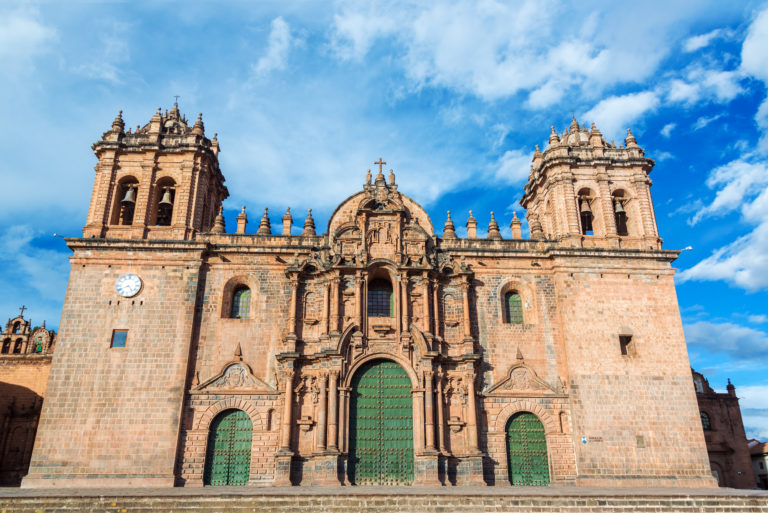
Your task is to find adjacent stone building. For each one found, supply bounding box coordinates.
[749,439,768,489]
[692,370,756,488]
[23,107,716,488]
[0,308,56,485]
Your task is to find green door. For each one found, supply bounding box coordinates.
[349,359,414,485]
[203,409,252,486]
[506,412,550,486]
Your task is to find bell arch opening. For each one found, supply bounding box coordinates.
[348,359,413,485]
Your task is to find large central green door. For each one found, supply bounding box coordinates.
[506,412,550,486]
[203,409,252,486]
[349,359,414,485]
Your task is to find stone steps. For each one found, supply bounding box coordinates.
[2,494,768,513]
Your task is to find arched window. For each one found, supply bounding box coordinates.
[154,178,176,226]
[13,339,22,354]
[1,339,10,354]
[613,190,628,236]
[368,278,393,317]
[505,291,523,324]
[230,286,251,319]
[12,322,20,334]
[700,412,712,431]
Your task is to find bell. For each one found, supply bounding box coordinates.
[579,198,592,214]
[614,199,625,214]
[121,186,136,204]
[159,188,173,206]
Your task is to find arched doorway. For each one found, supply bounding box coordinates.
[203,409,252,486]
[506,412,550,486]
[348,359,414,485]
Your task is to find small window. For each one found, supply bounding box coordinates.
[368,278,393,317]
[231,286,251,319]
[504,291,523,324]
[111,329,128,348]
[13,340,22,354]
[1,339,10,354]
[700,411,712,431]
[12,322,21,334]
[619,335,633,356]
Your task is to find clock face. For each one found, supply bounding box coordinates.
[115,273,142,297]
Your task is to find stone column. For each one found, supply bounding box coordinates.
[322,281,331,336]
[465,369,480,454]
[355,272,363,329]
[597,171,617,235]
[316,373,328,451]
[328,370,339,451]
[424,370,436,452]
[412,389,425,452]
[431,278,440,337]
[460,278,472,340]
[329,276,340,334]
[288,277,299,337]
[436,372,447,454]
[339,388,349,453]
[400,274,409,331]
[421,273,430,334]
[279,369,295,451]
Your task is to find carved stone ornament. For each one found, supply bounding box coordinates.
[485,363,558,396]
[194,362,276,394]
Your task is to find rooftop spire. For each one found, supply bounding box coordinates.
[442,211,457,239]
[111,110,124,133]
[487,211,501,240]
[257,207,272,235]
[302,209,316,237]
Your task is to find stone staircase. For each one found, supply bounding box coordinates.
[2,489,768,513]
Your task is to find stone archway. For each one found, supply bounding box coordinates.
[203,409,253,486]
[348,359,414,485]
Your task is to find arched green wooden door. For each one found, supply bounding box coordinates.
[349,359,414,485]
[506,412,550,486]
[203,409,252,486]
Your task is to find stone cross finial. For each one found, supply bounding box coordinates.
[374,158,386,174]
[19,305,26,318]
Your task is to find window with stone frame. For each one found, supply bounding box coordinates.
[700,411,712,431]
[367,278,393,317]
[231,286,251,319]
[504,291,524,324]
[111,330,127,348]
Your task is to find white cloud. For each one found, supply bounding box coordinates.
[679,159,768,290]
[742,6,768,152]
[74,23,131,84]
[493,149,532,184]
[693,113,723,131]
[582,91,659,139]
[749,314,768,324]
[666,68,744,106]
[684,320,768,360]
[683,28,722,52]
[660,123,676,138]
[330,1,735,104]
[738,385,768,410]
[0,7,55,66]
[689,160,768,224]
[254,17,295,75]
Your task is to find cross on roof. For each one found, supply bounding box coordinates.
[174,95,180,106]
[374,158,386,174]
[19,305,26,318]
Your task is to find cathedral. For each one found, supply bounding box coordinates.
[23,105,716,488]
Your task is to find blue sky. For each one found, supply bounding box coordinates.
[1,1,767,438]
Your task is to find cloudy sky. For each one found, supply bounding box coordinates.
[1,1,767,439]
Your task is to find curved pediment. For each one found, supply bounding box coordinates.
[485,362,558,397]
[195,362,277,395]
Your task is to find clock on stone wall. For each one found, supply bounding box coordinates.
[115,273,142,297]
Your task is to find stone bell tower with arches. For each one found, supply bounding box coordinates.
[521,117,661,250]
[82,103,228,240]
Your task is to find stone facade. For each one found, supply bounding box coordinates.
[691,371,756,488]
[23,108,716,488]
[0,309,56,485]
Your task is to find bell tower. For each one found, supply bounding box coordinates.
[82,104,229,240]
[520,117,661,250]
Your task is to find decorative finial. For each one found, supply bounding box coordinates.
[625,127,638,147]
[549,125,559,145]
[257,207,272,235]
[510,211,522,239]
[443,210,457,239]
[388,168,395,186]
[174,95,180,106]
[211,204,226,234]
[516,346,524,360]
[466,210,478,239]
[366,169,372,185]
[302,209,316,237]
[234,343,243,360]
[488,211,501,240]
